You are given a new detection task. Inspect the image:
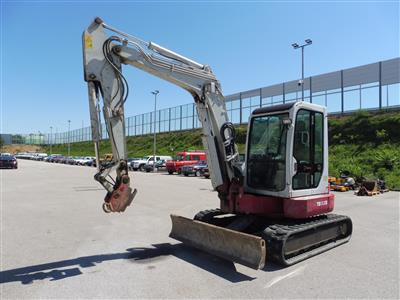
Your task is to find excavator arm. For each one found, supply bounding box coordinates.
[83,17,240,212]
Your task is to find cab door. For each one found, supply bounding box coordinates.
[292,109,324,194]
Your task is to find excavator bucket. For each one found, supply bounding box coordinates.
[169,215,266,269]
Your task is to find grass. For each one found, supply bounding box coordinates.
[44,129,204,157]
[43,110,400,189]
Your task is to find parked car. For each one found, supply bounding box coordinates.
[131,155,172,171]
[166,151,206,174]
[86,157,97,167]
[65,157,79,165]
[0,154,18,169]
[144,159,167,172]
[52,155,65,163]
[31,153,48,161]
[75,156,95,166]
[181,160,208,177]
[127,157,140,169]
[15,152,33,160]
[44,154,62,162]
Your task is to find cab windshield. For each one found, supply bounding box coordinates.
[247,113,289,192]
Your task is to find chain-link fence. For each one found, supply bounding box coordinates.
[8,57,400,145]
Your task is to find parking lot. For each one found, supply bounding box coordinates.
[1,159,399,299]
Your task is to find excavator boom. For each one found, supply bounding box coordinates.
[83,17,239,212]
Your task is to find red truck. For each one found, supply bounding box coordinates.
[166,151,207,174]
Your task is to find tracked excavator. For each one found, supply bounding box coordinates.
[82,17,352,269]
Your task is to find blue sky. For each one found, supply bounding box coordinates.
[2,1,399,134]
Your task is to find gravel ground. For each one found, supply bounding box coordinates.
[1,159,399,299]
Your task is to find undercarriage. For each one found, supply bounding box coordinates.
[170,209,352,269]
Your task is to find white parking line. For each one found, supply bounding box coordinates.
[264,265,306,289]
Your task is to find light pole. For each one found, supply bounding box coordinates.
[152,90,159,172]
[292,39,312,102]
[67,120,71,156]
[50,126,53,155]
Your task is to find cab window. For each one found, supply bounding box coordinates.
[292,110,324,189]
[247,113,289,192]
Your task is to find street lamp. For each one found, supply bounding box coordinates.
[67,120,71,156]
[50,126,53,155]
[152,90,159,172]
[292,39,312,101]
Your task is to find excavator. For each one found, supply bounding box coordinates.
[82,17,352,269]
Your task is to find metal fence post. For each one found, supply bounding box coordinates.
[192,104,195,128]
[150,112,153,134]
[379,61,382,109]
[168,108,171,132]
[386,85,389,107]
[239,93,242,124]
[341,70,344,114]
[180,105,183,130]
[127,117,130,136]
[134,116,137,136]
[159,110,161,133]
[259,88,262,107]
[283,83,285,104]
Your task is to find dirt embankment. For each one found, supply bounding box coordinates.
[1,144,44,154]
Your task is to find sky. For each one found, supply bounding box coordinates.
[1,0,399,134]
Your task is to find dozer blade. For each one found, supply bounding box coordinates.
[169,214,266,269]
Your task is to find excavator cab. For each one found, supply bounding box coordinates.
[245,102,329,201]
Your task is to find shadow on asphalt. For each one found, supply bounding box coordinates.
[0,243,284,285]
[126,243,257,282]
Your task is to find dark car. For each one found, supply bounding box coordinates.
[63,157,76,165]
[181,160,208,177]
[44,154,61,162]
[52,155,65,163]
[0,155,18,169]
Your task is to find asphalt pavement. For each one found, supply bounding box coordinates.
[1,159,399,299]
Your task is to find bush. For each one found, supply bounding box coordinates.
[329,110,400,145]
[329,143,400,189]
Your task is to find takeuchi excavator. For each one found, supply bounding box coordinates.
[82,17,352,269]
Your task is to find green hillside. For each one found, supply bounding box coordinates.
[43,110,400,189]
[328,110,400,189]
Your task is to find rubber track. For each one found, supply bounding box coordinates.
[261,214,353,266]
[192,210,352,267]
[194,209,222,222]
